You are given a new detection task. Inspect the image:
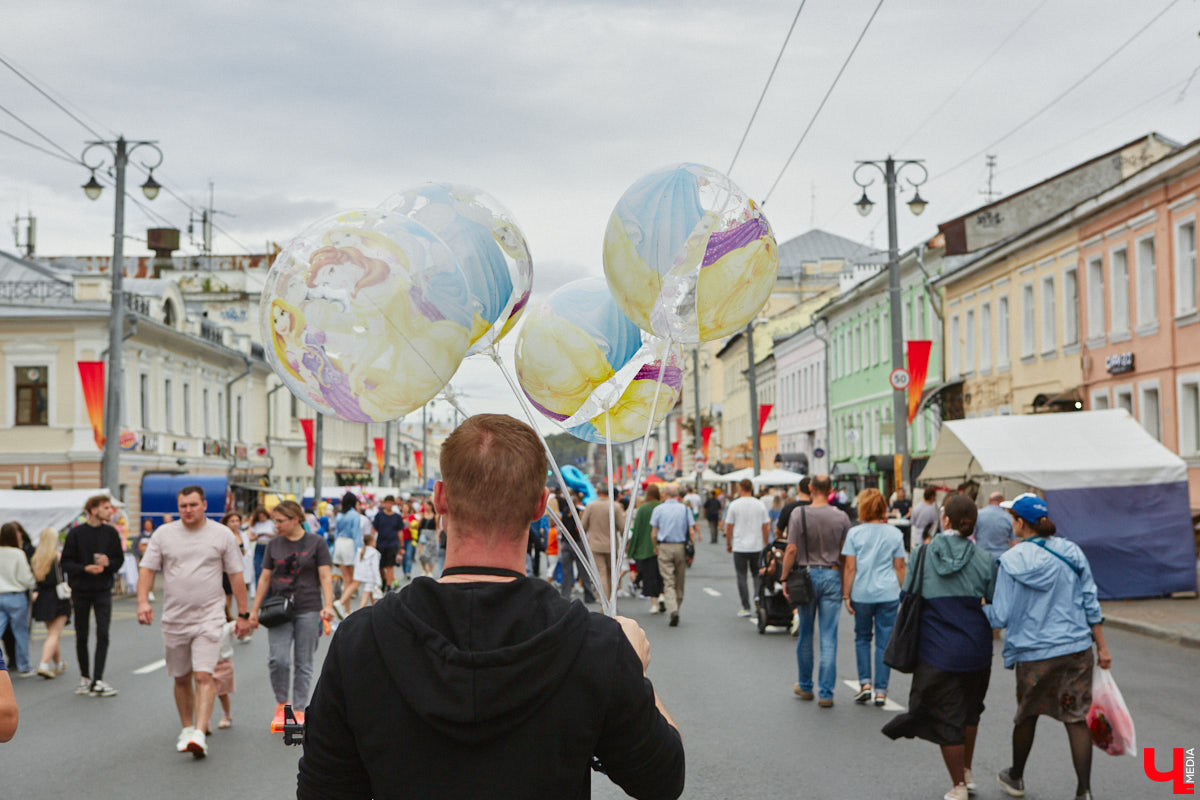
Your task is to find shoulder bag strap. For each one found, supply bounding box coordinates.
[912,543,928,595]
[1024,537,1082,577]
[801,507,810,565]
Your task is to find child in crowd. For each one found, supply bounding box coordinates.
[353,533,381,610]
[213,615,237,730]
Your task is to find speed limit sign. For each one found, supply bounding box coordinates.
[889,368,911,391]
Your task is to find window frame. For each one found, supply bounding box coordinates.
[1063,266,1079,347]
[1085,255,1106,339]
[1175,217,1197,317]
[1040,275,1056,354]
[1110,244,1130,334]
[980,302,992,372]
[1135,233,1157,328]
[13,364,49,427]
[997,295,1010,368]
[1177,372,1200,457]
[1021,282,1036,358]
[1138,380,1162,441]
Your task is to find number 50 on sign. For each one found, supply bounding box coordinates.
[889,368,911,391]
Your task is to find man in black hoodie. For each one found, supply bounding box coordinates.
[299,414,684,800]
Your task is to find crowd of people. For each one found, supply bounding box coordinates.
[0,438,1113,800]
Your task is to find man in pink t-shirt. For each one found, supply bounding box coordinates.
[138,485,250,759]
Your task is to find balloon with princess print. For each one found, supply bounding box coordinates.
[382,183,532,356]
[602,162,779,343]
[515,277,683,444]
[261,208,473,423]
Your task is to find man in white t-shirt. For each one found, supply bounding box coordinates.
[682,487,702,521]
[723,478,770,616]
[138,485,250,760]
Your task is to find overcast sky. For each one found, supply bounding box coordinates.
[2,0,1197,440]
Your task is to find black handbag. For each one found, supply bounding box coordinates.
[785,508,815,606]
[257,594,294,628]
[883,543,927,673]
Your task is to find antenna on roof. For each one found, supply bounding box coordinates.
[980,154,1001,203]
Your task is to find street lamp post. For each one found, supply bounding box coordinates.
[82,136,163,494]
[852,156,928,492]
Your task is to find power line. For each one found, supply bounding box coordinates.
[726,0,808,177]
[930,0,1181,184]
[761,0,886,204]
[0,52,110,141]
[0,126,80,165]
[0,99,80,162]
[893,0,1049,153]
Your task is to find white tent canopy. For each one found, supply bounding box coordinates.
[918,409,1186,490]
[0,489,122,535]
[718,468,755,482]
[752,469,806,487]
[694,469,729,484]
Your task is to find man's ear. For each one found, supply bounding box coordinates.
[432,481,449,516]
[529,488,549,523]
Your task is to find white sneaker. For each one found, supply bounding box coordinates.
[737,608,753,617]
[55,660,67,676]
[75,677,92,695]
[944,784,969,800]
[648,602,660,614]
[964,768,976,792]
[37,662,56,679]
[332,599,347,619]
[177,726,195,752]
[185,727,208,759]
[89,679,118,697]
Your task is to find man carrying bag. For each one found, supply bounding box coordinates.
[780,475,849,708]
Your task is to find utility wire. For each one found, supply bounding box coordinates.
[930,0,1181,183]
[726,0,808,177]
[893,0,1049,153]
[0,52,110,141]
[762,0,886,204]
[0,99,79,162]
[0,126,80,165]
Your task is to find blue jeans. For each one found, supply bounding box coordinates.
[0,592,31,673]
[795,569,842,700]
[401,541,415,576]
[852,599,899,692]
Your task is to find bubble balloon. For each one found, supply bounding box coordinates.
[383,183,532,355]
[261,208,473,423]
[515,277,683,444]
[603,162,779,343]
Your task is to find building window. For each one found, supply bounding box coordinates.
[14,365,48,426]
[1111,246,1130,333]
[1090,390,1110,410]
[1041,276,1056,353]
[1063,268,1079,346]
[236,396,244,442]
[164,379,173,433]
[1177,219,1197,316]
[980,303,992,371]
[1086,256,1105,339]
[997,296,1010,367]
[964,308,975,373]
[860,322,869,370]
[869,317,878,365]
[183,382,191,435]
[1180,379,1200,457]
[202,387,211,437]
[1116,386,1133,414]
[217,391,225,438]
[1021,283,1035,358]
[1136,235,1157,327]
[140,374,150,430]
[950,315,961,377]
[1140,384,1161,441]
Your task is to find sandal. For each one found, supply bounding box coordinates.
[218,716,233,729]
[874,693,887,706]
[854,684,872,703]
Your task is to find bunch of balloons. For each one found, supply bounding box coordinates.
[261,185,532,423]
[517,162,778,444]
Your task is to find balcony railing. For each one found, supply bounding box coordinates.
[0,281,72,303]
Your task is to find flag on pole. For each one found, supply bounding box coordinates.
[77,361,105,449]
[300,419,315,467]
[906,340,933,423]
[757,404,774,437]
[701,426,713,458]
[373,437,385,473]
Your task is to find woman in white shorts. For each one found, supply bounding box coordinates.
[331,492,362,591]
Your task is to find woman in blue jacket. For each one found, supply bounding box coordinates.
[985,494,1111,800]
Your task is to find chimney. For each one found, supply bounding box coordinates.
[147,228,181,278]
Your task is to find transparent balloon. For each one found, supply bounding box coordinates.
[602,162,779,343]
[261,208,472,423]
[515,277,683,444]
[383,183,533,355]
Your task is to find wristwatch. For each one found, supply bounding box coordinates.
[238,612,250,620]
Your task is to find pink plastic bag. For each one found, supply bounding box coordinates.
[1087,667,1137,757]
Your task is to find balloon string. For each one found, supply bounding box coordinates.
[605,410,616,617]
[488,349,610,613]
[613,341,671,610]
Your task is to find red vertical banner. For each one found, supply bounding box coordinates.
[646,451,654,467]
[757,404,774,437]
[906,340,933,423]
[414,450,423,479]
[634,457,641,470]
[701,426,713,458]
[300,418,315,467]
[671,441,680,463]
[373,437,385,474]
[625,464,632,479]
[77,361,105,449]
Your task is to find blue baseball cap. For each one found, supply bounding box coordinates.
[1001,493,1048,524]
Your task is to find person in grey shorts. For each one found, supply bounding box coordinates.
[248,500,334,725]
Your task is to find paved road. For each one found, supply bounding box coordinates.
[4,541,1197,799]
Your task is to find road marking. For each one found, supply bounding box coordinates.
[841,679,905,712]
[134,659,166,675]
[703,587,721,597]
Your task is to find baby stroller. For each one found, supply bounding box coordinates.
[756,536,793,633]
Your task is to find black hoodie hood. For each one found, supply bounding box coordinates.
[368,577,591,744]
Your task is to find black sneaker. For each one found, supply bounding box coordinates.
[997,768,1025,797]
[669,613,679,627]
[658,599,666,613]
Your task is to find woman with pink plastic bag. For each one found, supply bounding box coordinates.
[985,494,1112,800]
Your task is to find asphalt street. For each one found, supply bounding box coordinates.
[3,541,1197,800]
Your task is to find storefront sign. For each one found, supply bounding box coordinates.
[173,441,190,453]
[203,439,227,457]
[139,434,159,452]
[234,444,248,460]
[1105,352,1134,374]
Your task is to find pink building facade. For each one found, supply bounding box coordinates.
[1078,142,1200,510]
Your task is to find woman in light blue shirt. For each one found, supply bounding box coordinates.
[841,489,906,705]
